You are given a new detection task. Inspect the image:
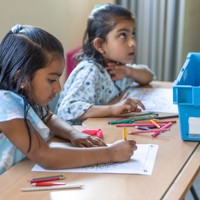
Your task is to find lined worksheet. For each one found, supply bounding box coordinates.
[32,143,158,175]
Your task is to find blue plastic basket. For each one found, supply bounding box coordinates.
[173,52,200,141]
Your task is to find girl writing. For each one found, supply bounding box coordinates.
[56,3,155,125]
[0,24,137,174]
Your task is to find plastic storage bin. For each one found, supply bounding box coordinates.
[173,52,200,141]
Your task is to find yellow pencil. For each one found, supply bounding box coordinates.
[123,127,127,140]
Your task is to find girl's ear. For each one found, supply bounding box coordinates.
[93,37,105,54]
[14,70,26,89]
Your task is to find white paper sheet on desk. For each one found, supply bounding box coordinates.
[32,143,158,175]
[123,88,178,113]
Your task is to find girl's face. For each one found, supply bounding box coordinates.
[29,56,65,106]
[101,19,136,65]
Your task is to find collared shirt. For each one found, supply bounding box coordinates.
[0,90,50,174]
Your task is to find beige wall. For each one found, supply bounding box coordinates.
[182,0,200,65]
[0,0,114,83]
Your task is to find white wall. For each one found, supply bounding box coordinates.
[0,0,114,83]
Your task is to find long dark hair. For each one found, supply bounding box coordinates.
[0,24,64,151]
[77,3,135,66]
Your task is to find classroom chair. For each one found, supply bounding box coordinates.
[66,46,82,78]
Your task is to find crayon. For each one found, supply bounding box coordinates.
[123,128,127,140]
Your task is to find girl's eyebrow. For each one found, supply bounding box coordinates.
[117,28,132,33]
[49,72,62,77]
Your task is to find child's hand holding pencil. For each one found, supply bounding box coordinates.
[108,139,137,162]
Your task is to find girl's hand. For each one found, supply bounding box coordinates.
[69,131,107,147]
[110,98,145,115]
[108,140,137,162]
[105,62,128,80]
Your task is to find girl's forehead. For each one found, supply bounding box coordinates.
[116,17,135,24]
[42,56,65,74]
[112,19,135,30]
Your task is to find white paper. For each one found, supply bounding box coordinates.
[189,117,200,135]
[32,143,158,175]
[123,88,178,113]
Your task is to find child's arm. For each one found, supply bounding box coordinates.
[105,63,154,85]
[0,119,137,170]
[46,114,106,147]
[76,97,145,121]
[125,64,154,84]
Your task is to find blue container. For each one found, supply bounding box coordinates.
[173,52,200,141]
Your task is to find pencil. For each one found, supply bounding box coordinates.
[31,182,66,186]
[31,174,64,180]
[151,122,173,137]
[108,119,134,125]
[116,123,165,127]
[150,119,161,128]
[128,128,169,135]
[123,128,127,140]
[21,184,84,192]
[154,115,178,120]
[29,175,65,183]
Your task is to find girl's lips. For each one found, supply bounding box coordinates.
[129,52,135,56]
[128,52,135,60]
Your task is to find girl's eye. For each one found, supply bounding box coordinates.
[119,32,127,39]
[48,79,56,84]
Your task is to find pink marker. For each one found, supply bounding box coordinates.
[128,128,169,135]
[96,129,103,138]
[151,122,173,137]
[82,129,98,136]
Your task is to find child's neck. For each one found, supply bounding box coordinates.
[104,58,125,66]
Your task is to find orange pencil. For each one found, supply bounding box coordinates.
[150,119,161,128]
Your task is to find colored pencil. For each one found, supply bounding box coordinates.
[29,175,65,183]
[123,128,127,140]
[128,128,169,135]
[31,182,66,186]
[151,122,173,137]
[21,184,84,192]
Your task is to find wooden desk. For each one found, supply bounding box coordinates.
[0,81,199,200]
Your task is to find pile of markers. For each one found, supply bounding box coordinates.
[108,112,178,137]
[29,174,66,186]
[21,174,83,192]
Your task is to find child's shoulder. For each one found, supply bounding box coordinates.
[0,90,25,121]
[0,90,23,101]
[77,59,100,68]
[0,90,24,109]
[71,60,104,75]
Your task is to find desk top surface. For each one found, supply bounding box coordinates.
[0,81,199,200]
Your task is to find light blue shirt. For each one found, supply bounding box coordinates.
[56,60,154,124]
[0,90,50,174]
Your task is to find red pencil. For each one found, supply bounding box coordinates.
[31,182,66,186]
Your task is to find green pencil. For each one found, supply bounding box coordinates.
[108,119,134,125]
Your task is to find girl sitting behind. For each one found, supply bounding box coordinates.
[56,3,155,125]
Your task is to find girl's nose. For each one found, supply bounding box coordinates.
[129,37,135,47]
[54,81,62,93]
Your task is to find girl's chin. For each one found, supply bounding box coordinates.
[33,102,48,107]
